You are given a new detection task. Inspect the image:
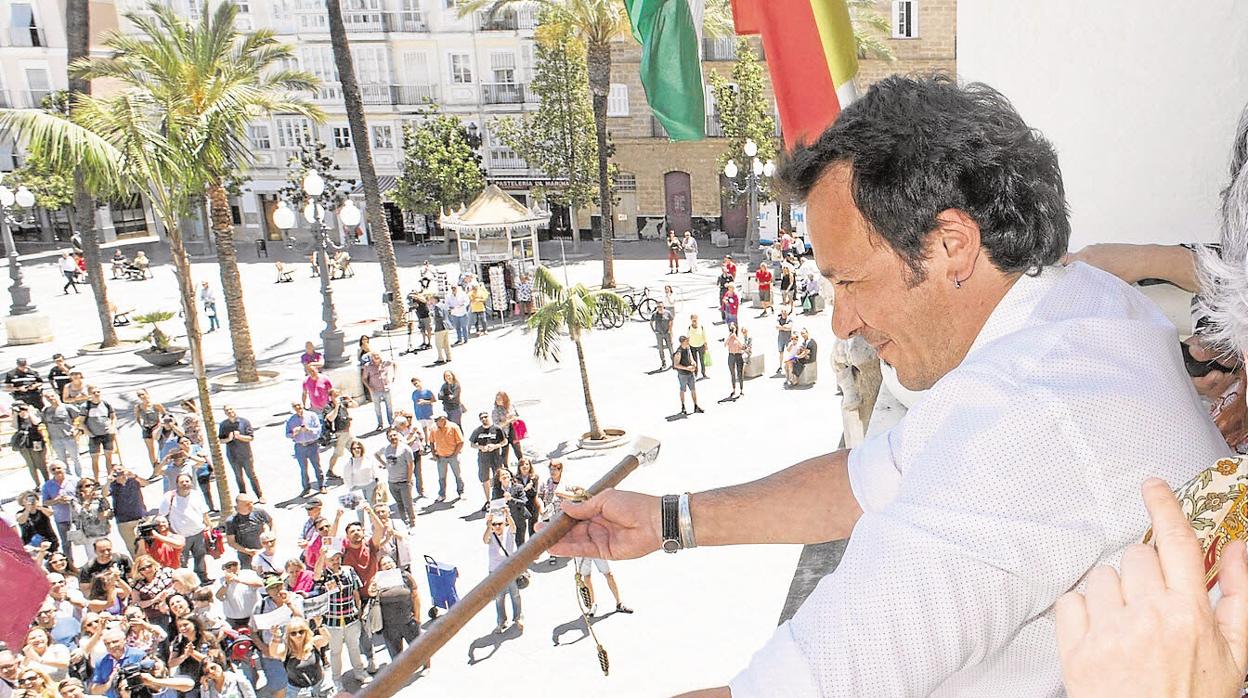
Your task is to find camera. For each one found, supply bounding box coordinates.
[118,659,155,697]
[136,520,158,542]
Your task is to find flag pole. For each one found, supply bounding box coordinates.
[353,436,662,698]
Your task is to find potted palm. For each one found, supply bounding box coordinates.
[134,311,188,367]
[529,265,629,448]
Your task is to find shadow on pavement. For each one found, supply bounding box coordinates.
[467,622,523,665]
[530,556,571,574]
[551,612,612,647]
[665,412,689,422]
[544,441,580,460]
[417,499,456,516]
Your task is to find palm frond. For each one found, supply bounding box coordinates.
[528,302,565,362]
[531,265,567,302]
[0,107,126,197]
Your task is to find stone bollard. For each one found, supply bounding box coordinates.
[743,352,765,378]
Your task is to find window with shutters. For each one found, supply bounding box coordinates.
[332,126,352,149]
[353,46,390,84]
[449,53,473,84]
[275,117,312,149]
[607,84,629,117]
[300,47,338,83]
[402,51,430,84]
[24,67,51,109]
[372,125,394,150]
[247,124,272,150]
[9,3,43,47]
[891,0,919,38]
[705,87,724,137]
[490,52,517,84]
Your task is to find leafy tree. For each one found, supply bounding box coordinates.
[279,141,355,214]
[491,11,598,244]
[6,152,74,212]
[709,37,778,203]
[390,110,486,221]
[528,265,627,441]
[849,0,896,61]
[464,0,731,288]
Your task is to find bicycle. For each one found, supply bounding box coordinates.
[620,287,660,322]
[594,303,625,330]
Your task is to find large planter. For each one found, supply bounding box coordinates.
[136,346,188,367]
[578,428,628,450]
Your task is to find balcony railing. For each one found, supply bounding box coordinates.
[482,82,525,105]
[488,150,527,170]
[312,83,393,105]
[706,115,724,137]
[392,84,438,106]
[476,10,518,31]
[703,37,737,61]
[387,11,429,32]
[289,10,428,33]
[651,116,669,139]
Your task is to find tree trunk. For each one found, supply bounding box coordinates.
[66,0,118,347]
[160,211,233,517]
[586,40,615,289]
[325,0,404,328]
[208,183,259,383]
[570,325,602,440]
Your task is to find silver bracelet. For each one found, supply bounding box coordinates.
[678,493,696,549]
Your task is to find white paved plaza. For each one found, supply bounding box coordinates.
[0,243,845,696]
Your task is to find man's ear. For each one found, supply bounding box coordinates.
[932,209,982,285]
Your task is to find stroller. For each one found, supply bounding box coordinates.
[424,554,459,619]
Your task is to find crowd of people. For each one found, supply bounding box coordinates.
[0,257,654,698]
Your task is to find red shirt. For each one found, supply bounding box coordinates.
[724,260,737,279]
[342,539,380,596]
[722,293,739,314]
[755,267,773,290]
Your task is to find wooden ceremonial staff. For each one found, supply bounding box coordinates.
[354,436,662,698]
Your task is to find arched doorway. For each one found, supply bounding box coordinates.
[664,171,692,236]
[720,174,747,238]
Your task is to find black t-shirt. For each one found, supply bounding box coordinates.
[78,553,133,585]
[224,509,272,549]
[6,368,43,407]
[284,648,324,688]
[47,366,72,394]
[324,399,351,432]
[668,238,682,252]
[218,417,254,456]
[674,346,696,373]
[469,425,507,465]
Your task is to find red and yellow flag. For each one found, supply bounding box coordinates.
[732,0,859,150]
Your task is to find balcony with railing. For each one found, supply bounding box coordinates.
[287,10,426,34]
[705,115,724,137]
[482,82,526,105]
[312,83,394,106]
[651,116,669,139]
[476,10,519,31]
[703,37,737,61]
[392,84,438,106]
[386,11,429,32]
[487,149,527,170]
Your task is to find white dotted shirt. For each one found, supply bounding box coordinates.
[730,263,1230,697]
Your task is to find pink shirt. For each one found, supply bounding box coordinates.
[303,375,333,410]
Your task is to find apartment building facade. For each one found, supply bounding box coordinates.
[1,0,954,250]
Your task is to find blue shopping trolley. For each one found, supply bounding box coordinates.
[425,554,460,619]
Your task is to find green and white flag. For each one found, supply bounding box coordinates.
[625,0,705,141]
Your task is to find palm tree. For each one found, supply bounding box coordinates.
[323,0,405,328]
[0,0,317,516]
[464,0,628,289]
[528,264,626,440]
[75,2,321,385]
[465,1,731,289]
[65,0,118,348]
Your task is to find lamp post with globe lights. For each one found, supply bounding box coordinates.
[723,139,776,265]
[273,168,360,368]
[0,178,41,316]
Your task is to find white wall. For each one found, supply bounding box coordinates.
[957,0,1248,248]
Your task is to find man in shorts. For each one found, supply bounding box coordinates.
[81,385,117,480]
[673,336,704,415]
[573,557,634,617]
[469,412,509,508]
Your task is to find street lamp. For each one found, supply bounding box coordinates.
[0,176,39,315]
[272,170,357,368]
[723,138,776,264]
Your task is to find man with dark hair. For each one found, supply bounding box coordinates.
[549,75,1225,695]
